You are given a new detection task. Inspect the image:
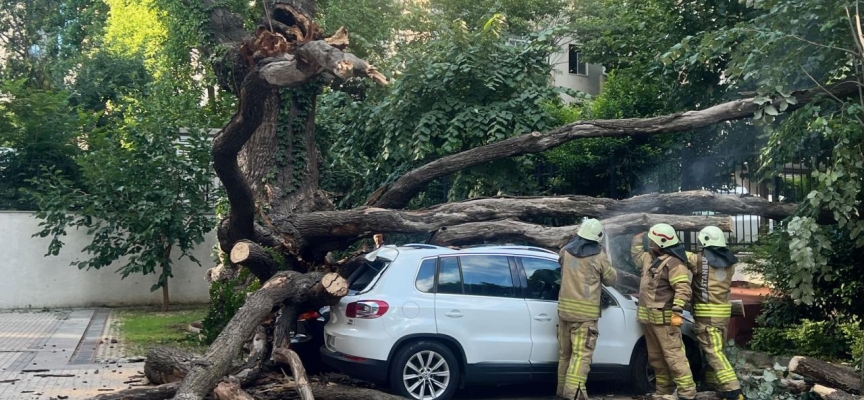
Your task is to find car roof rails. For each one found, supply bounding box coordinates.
[402,243,446,250]
[459,244,557,255]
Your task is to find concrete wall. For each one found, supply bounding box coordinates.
[0,212,217,309]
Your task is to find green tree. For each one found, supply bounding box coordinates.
[318,16,570,208]
[30,84,216,311]
[0,80,93,210]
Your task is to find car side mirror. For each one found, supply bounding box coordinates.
[601,293,613,309]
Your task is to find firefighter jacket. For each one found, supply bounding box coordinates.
[631,234,692,325]
[686,250,737,326]
[557,243,618,323]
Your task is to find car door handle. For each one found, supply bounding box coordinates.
[533,313,552,322]
[445,310,463,318]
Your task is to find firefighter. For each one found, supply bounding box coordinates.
[631,224,697,400]
[686,226,743,400]
[557,218,618,400]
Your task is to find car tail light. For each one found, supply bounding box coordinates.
[345,300,389,319]
[297,311,320,322]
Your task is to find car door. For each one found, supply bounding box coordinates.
[434,254,532,380]
[519,256,628,369]
[518,256,561,370]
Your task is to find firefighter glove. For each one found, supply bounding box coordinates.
[671,306,684,327]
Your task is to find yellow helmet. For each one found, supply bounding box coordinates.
[698,226,726,248]
[648,223,680,248]
[577,218,604,242]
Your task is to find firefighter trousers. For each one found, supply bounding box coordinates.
[695,321,741,392]
[642,324,697,398]
[557,320,599,399]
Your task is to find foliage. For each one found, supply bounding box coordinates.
[724,344,806,400]
[405,0,568,36]
[750,320,864,367]
[318,0,405,61]
[319,16,569,207]
[202,268,261,344]
[0,0,108,88]
[29,82,216,303]
[656,0,864,304]
[0,80,94,210]
[117,306,209,356]
[749,226,864,320]
[103,0,169,72]
[71,52,152,113]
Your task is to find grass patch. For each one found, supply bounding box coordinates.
[115,305,209,357]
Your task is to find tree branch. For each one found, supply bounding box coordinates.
[366,82,860,209]
[276,191,796,255]
[428,214,732,248]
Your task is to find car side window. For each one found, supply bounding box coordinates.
[521,257,560,301]
[437,256,462,294]
[459,255,516,298]
[415,258,436,293]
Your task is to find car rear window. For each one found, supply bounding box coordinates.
[348,258,389,293]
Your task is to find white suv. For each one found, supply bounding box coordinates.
[321,244,702,400]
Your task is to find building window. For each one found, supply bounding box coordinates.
[568,45,588,76]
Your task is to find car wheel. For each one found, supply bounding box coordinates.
[630,339,705,395]
[631,342,654,395]
[389,340,459,400]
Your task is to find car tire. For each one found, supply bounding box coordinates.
[630,339,705,395]
[389,340,460,400]
[631,342,653,395]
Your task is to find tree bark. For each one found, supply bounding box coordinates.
[272,347,315,400]
[172,272,347,400]
[275,191,784,258]
[811,384,860,400]
[427,213,731,249]
[231,239,282,282]
[367,82,860,209]
[789,356,861,395]
[145,347,195,385]
[214,378,255,400]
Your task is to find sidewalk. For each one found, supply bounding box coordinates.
[0,309,143,400]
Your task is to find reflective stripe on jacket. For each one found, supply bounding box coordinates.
[631,234,692,325]
[686,252,736,326]
[557,247,618,322]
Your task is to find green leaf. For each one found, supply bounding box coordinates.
[764,105,779,116]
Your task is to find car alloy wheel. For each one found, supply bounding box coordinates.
[402,350,451,399]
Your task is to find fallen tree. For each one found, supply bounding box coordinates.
[124,1,860,399]
[789,356,861,395]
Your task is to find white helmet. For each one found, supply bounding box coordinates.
[577,218,604,242]
[648,223,680,248]
[698,226,726,248]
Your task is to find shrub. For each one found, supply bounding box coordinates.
[201,268,261,344]
[751,319,863,365]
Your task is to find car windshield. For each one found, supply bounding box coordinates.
[347,258,389,294]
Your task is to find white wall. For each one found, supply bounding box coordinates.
[549,38,605,100]
[0,212,216,309]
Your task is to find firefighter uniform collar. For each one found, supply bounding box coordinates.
[563,236,602,258]
[703,246,738,268]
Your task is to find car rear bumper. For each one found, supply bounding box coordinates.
[320,346,389,383]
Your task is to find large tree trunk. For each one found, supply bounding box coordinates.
[172,271,347,400]
[789,356,861,395]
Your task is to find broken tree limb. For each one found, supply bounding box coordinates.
[812,384,860,400]
[367,82,860,209]
[145,347,195,384]
[789,356,861,395]
[231,239,281,282]
[172,271,348,400]
[427,214,731,249]
[213,377,255,400]
[273,348,315,400]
